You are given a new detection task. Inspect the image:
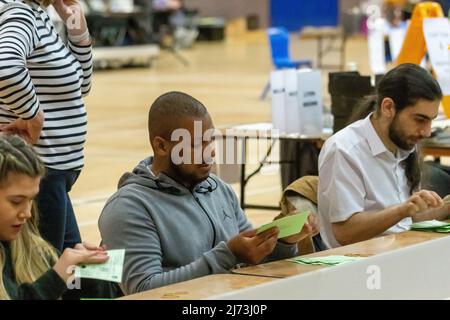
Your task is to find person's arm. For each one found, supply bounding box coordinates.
[0,110,44,144]
[226,184,298,261]
[14,243,108,300]
[267,240,298,260]
[332,190,446,246]
[412,203,450,222]
[99,195,242,295]
[332,205,409,246]
[52,0,92,97]
[319,143,371,246]
[14,269,68,300]
[0,4,43,144]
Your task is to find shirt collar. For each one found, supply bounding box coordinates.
[397,145,417,161]
[362,113,388,157]
[361,113,415,160]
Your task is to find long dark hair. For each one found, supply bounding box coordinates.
[348,64,442,194]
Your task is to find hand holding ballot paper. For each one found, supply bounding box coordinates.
[408,194,450,233]
[52,243,111,283]
[257,211,314,243]
[227,211,316,265]
[53,243,126,284]
[75,249,126,283]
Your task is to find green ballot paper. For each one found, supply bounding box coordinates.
[435,226,450,233]
[410,220,450,233]
[75,249,125,283]
[256,211,310,239]
[410,220,450,229]
[289,255,365,266]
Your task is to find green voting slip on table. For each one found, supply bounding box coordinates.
[256,211,310,239]
[289,255,365,266]
[410,220,450,233]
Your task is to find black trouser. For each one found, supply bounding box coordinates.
[37,168,82,253]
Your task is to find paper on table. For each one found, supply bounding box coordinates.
[256,211,309,239]
[410,220,450,229]
[289,255,365,266]
[435,226,450,233]
[75,249,125,283]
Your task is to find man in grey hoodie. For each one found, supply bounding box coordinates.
[99,91,316,295]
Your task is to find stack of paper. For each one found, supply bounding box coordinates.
[410,220,450,233]
[289,255,365,266]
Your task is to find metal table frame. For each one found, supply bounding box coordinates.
[215,125,331,211]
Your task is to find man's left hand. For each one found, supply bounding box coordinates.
[277,213,320,244]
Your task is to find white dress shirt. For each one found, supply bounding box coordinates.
[318,113,416,248]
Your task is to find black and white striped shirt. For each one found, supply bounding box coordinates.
[0,0,92,170]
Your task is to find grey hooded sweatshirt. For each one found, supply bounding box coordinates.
[99,157,297,295]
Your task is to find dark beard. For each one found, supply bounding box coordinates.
[168,161,209,188]
[388,117,415,151]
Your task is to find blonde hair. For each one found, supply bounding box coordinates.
[0,135,58,300]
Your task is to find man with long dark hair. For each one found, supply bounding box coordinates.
[318,63,450,248]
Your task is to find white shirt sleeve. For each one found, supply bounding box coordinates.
[319,143,367,223]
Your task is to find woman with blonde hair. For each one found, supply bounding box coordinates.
[0,0,93,252]
[0,134,108,300]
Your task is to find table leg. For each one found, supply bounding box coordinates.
[240,137,248,210]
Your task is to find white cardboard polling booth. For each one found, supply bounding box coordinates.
[270,68,323,136]
[209,236,450,300]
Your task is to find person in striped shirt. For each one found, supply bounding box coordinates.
[0,0,92,252]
